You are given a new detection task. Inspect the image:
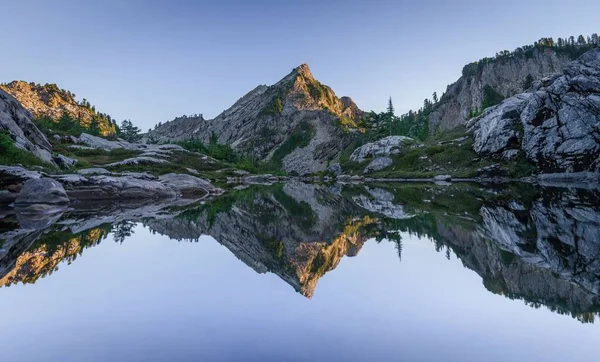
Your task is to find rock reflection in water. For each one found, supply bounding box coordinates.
[0,181,599,322]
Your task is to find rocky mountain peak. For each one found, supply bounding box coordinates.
[294,63,313,79]
[148,63,364,175]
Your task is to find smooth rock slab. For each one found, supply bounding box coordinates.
[158,173,221,197]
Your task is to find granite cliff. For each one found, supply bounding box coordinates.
[470,49,600,174]
[429,47,580,131]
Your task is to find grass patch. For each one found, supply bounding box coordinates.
[0,131,53,168]
[271,121,315,167]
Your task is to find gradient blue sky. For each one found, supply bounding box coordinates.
[2,0,599,130]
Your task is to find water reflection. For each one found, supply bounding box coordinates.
[1,181,599,322]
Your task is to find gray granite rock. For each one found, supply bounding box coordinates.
[350,136,412,163]
[15,178,69,205]
[53,154,78,169]
[0,89,54,164]
[470,49,600,174]
[158,173,222,197]
[363,157,393,173]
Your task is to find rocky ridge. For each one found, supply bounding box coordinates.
[148,64,364,175]
[0,81,116,136]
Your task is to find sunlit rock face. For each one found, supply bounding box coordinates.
[0,227,110,288]
[148,64,363,175]
[0,81,117,136]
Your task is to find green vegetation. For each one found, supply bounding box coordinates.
[306,79,335,107]
[261,96,284,116]
[177,133,283,174]
[340,127,493,178]
[481,85,504,110]
[506,153,537,178]
[35,112,88,137]
[272,185,316,230]
[462,34,599,77]
[67,148,143,168]
[270,121,315,167]
[361,96,432,141]
[117,120,141,142]
[0,131,52,168]
[523,74,535,89]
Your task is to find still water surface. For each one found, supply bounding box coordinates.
[0,182,599,361]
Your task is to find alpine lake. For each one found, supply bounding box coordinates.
[1,180,599,361]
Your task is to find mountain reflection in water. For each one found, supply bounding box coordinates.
[1,181,599,323]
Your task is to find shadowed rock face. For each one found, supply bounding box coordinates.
[430,48,573,131]
[0,89,54,164]
[148,65,363,175]
[1,182,599,320]
[470,49,600,173]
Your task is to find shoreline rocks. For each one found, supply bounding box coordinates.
[0,166,222,206]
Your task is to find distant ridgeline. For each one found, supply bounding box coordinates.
[0,81,118,137]
[377,33,600,140]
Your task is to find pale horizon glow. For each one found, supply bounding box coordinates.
[1,0,598,130]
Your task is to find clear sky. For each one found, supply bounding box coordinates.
[2,0,598,130]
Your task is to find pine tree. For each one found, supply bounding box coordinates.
[89,116,100,136]
[432,92,438,104]
[387,97,395,116]
[119,119,141,142]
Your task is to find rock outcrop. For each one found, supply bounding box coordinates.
[348,135,413,174]
[429,47,576,131]
[0,165,221,205]
[470,49,600,174]
[0,81,116,136]
[14,178,69,206]
[0,89,54,164]
[350,135,412,162]
[148,64,363,175]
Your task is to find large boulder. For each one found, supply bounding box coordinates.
[14,178,69,205]
[470,49,600,174]
[0,166,44,204]
[350,136,412,163]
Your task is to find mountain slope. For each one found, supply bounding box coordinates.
[149,64,363,175]
[0,81,117,136]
